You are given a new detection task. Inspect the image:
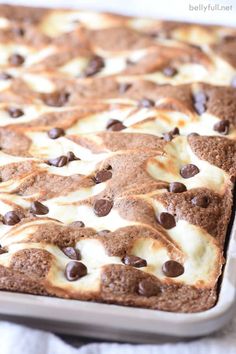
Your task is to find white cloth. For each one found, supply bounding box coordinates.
[0,316,236,354]
[0,0,235,353]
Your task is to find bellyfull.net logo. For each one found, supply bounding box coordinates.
[189,2,233,11]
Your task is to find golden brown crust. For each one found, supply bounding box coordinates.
[188,135,236,177]
[156,188,233,244]
[0,4,235,313]
[100,265,217,313]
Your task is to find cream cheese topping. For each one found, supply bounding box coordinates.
[0,7,233,300]
[147,136,228,194]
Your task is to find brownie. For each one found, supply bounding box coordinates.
[0,5,235,313]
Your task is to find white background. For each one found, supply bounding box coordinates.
[0,0,235,25]
[0,1,235,353]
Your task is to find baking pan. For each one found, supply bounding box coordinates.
[0,211,235,343]
[0,1,235,343]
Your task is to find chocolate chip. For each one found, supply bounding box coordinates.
[162,127,180,142]
[93,199,113,217]
[8,107,24,118]
[180,164,200,178]
[193,91,207,104]
[149,30,169,39]
[108,122,126,131]
[194,102,206,115]
[119,83,132,94]
[231,76,236,88]
[162,66,178,77]
[62,247,81,260]
[222,35,236,42]
[149,31,159,38]
[193,91,208,115]
[213,120,230,135]
[47,156,68,167]
[30,201,49,215]
[72,19,81,24]
[138,280,160,297]
[0,247,6,255]
[67,151,80,161]
[65,261,87,281]
[106,119,126,131]
[162,260,184,277]
[0,72,12,80]
[97,229,111,235]
[188,132,200,137]
[122,255,147,268]
[126,58,135,66]
[94,169,112,184]
[48,127,65,139]
[169,182,187,193]
[8,54,25,66]
[138,98,155,108]
[191,195,209,208]
[3,211,20,225]
[230,175,236,183]
[83,55,104,77]
[158,212,176,229]
[163,132,173,142]
[12,27,25,36]
[69,221,85,227]
[43,91,70,107]
[172,127,180,135]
